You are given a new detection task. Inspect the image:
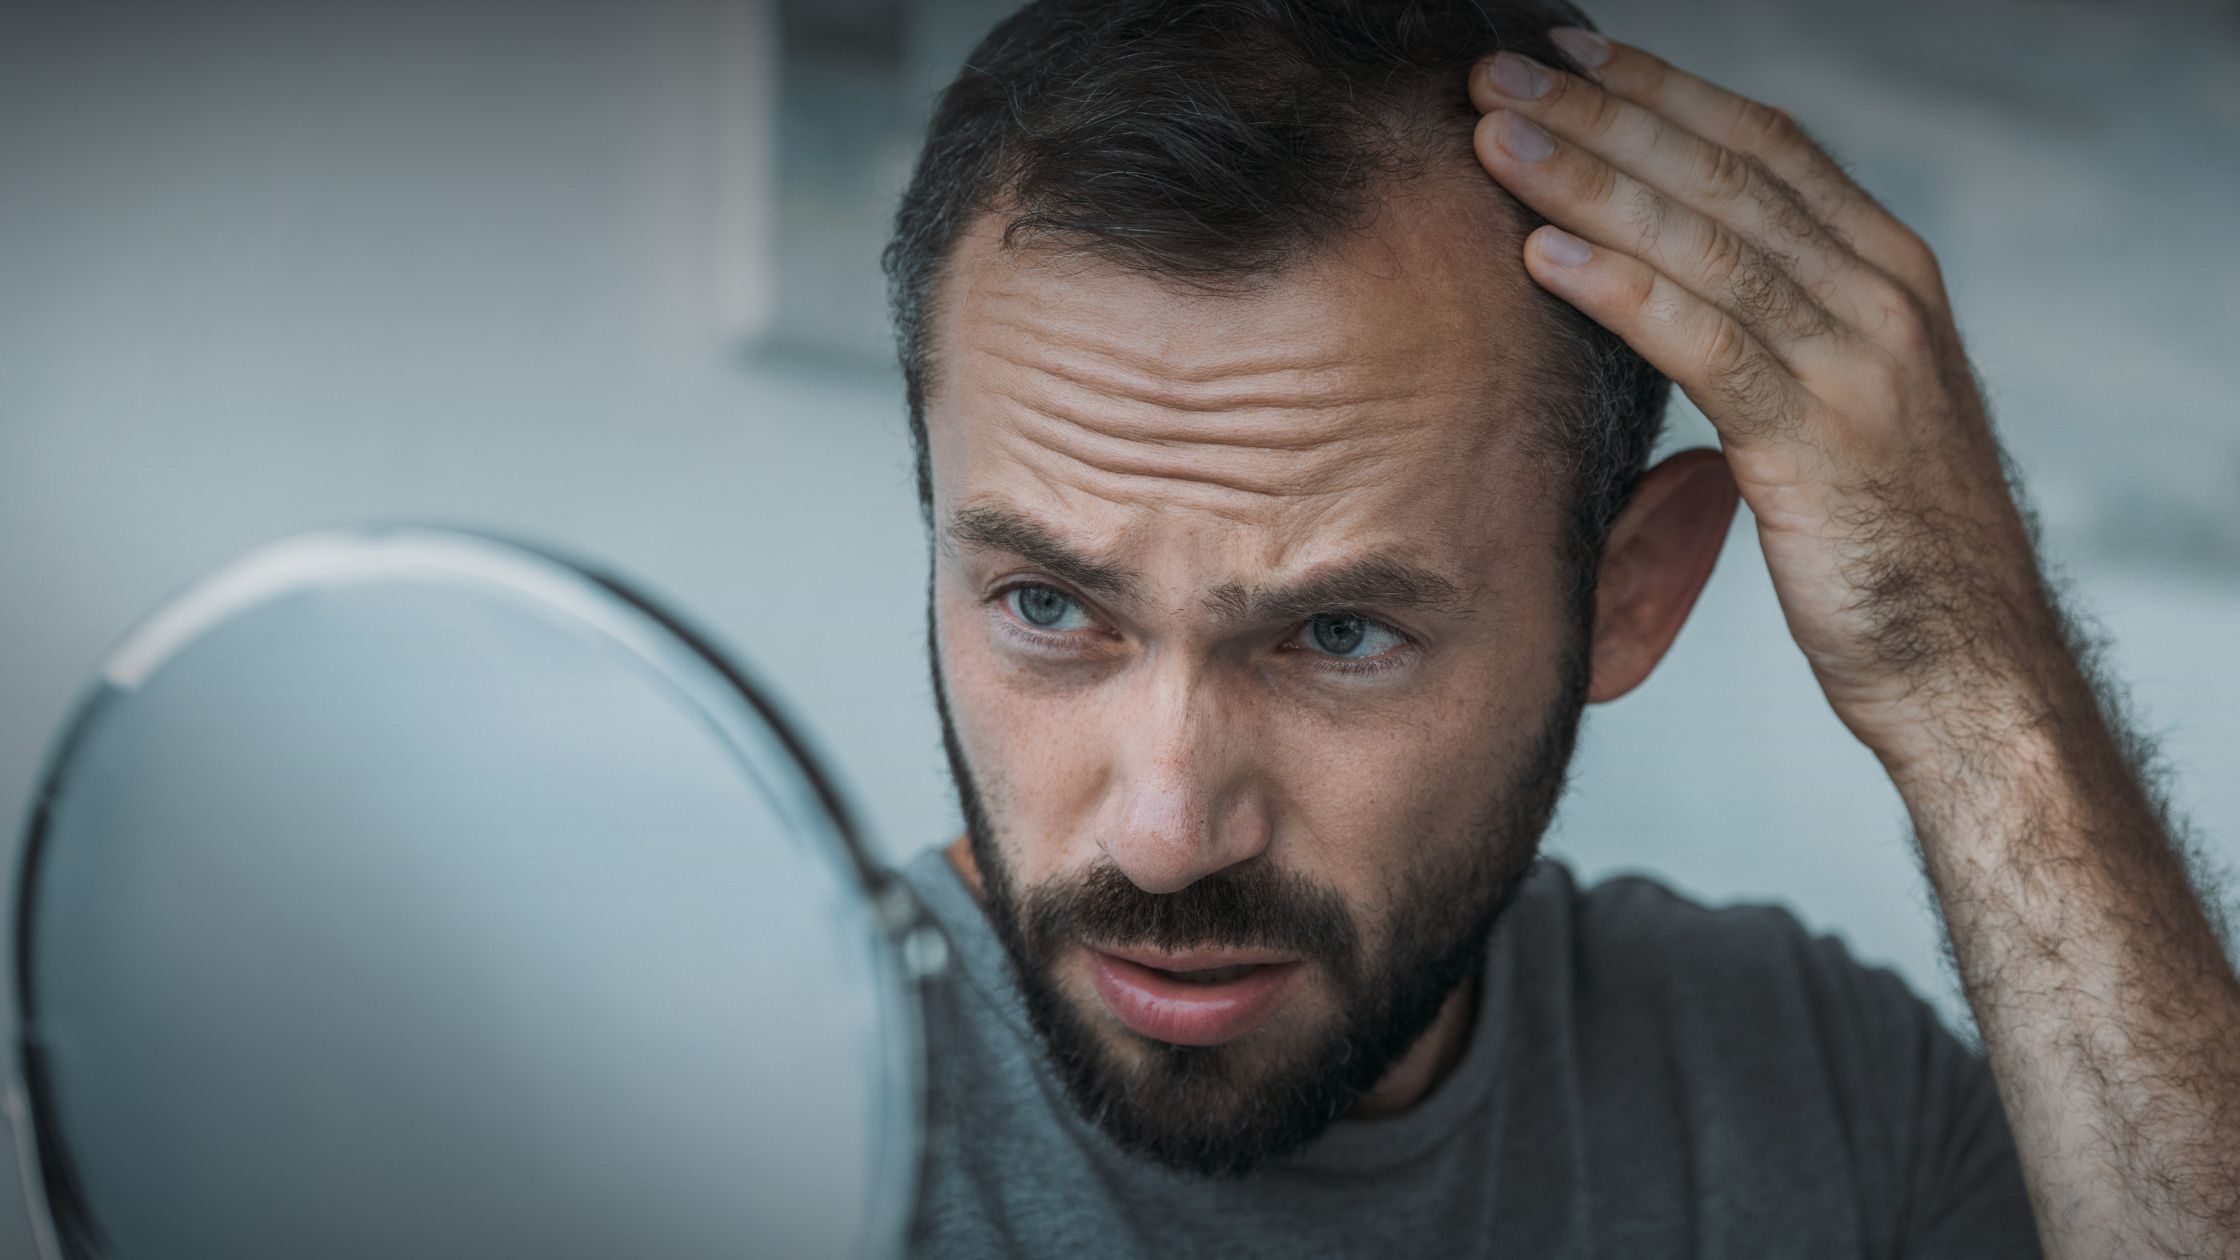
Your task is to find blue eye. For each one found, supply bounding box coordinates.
[1300,612,1403,660]
[1008,584,1090,631]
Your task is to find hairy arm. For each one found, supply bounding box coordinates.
[1468,25,2240,1255]
[1892,604,2240,1253]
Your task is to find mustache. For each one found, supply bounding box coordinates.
[1015,859,1364,981]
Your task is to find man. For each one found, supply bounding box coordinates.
[878,1,2240,1255]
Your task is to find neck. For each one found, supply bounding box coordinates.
[1345,970,1479,1118]
[940,835,1481,1120]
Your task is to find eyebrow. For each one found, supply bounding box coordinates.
[947,504,1145,602]
[946,502,1472,625]
[1204,557,1470,626]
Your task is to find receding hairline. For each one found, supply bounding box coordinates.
[913,157,1554,422]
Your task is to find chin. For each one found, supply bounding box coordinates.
[1031,961,1372,1179]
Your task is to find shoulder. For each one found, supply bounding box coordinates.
[1503,859,1981,1161]
[1570,862,1841,968]
[1502,861,2033,1253]
[1511,858,1935,1037]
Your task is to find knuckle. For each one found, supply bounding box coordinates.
[1696,141,1755,203]
[1747,159,1829,243]
[1858,272,1935,351]
[1573,80,1623,137]
[1851,269,1912,318]
[1888,223,1935,266]
[1728,264,1774,327]
[1820,343,1911,424]
[1622,183,1672,253]
[1699,314,1752,374]
[1696,218,1751,285]
[1609,106,1661,161]
[1885,224,1947,292]
[1883,292,1938,356]
[1728,242,1834,344]
[1733,99,1800,152]
[1580,157,1624,212]
[1619,263,1661,314]
[1712,352,1800,436]
[1624,50,1673,101]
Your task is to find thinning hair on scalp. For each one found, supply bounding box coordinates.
[881,0,1672,604]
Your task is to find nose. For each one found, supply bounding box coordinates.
[1098,661,1272,895]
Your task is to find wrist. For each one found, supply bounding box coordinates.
[1851,653,2089,806]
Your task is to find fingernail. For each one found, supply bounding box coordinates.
[1538,227,1593,267]
[1549,26,1611,69]
[1496,110,1555,162]
[1487,51,1551,100]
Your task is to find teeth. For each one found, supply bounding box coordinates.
[1166,964,1258,985]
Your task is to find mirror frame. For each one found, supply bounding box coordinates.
[6,524,928,1259]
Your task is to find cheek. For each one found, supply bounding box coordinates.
[1263,661,1545,903]
[936,582,1110,885]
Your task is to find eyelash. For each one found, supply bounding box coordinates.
[988,584,1103,653]
[986,582,1417,677]
[1297,635,1415,677]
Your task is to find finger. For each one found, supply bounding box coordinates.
[1470,49,1865,312]
[1474,106,1848,366]
[1570,32,1944,302]
[1578,37,1866,230]
[1519,223,1815,447]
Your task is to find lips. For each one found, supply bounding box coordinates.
[1085,945,1305,1046]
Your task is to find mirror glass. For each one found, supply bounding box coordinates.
[11,526,922,1260]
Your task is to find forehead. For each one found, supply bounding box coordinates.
[924,173,1565,580]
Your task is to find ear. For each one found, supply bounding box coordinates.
[1586,448,1739,705]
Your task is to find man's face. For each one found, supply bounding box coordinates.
[923,177,1591,1176]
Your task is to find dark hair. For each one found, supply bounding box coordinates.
[882,0,1670,603]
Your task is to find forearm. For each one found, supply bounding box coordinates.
[1891,645,2240,1257]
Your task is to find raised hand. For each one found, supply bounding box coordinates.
[1470,28,2058,776]
[1469,30,2240,1257]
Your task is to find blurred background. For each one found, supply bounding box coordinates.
[2,0,2236,1248]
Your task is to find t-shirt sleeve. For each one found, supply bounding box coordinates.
[1575,874,2043,1257]
[1792,918,2043,1257]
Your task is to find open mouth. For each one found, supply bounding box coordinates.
[1084,948,1305,1046]
[1153,963,1263,985]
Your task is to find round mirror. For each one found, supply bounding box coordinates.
[8,525,926,1260]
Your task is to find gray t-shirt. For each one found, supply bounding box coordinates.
[896,846,2042,1257]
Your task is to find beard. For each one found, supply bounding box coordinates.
[928,601,1592,1179]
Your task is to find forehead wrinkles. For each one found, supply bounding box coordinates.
[972,259,1411,397]
[928,178,1544,520]
[982,352,1430,506]
[954,285,1506,510]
